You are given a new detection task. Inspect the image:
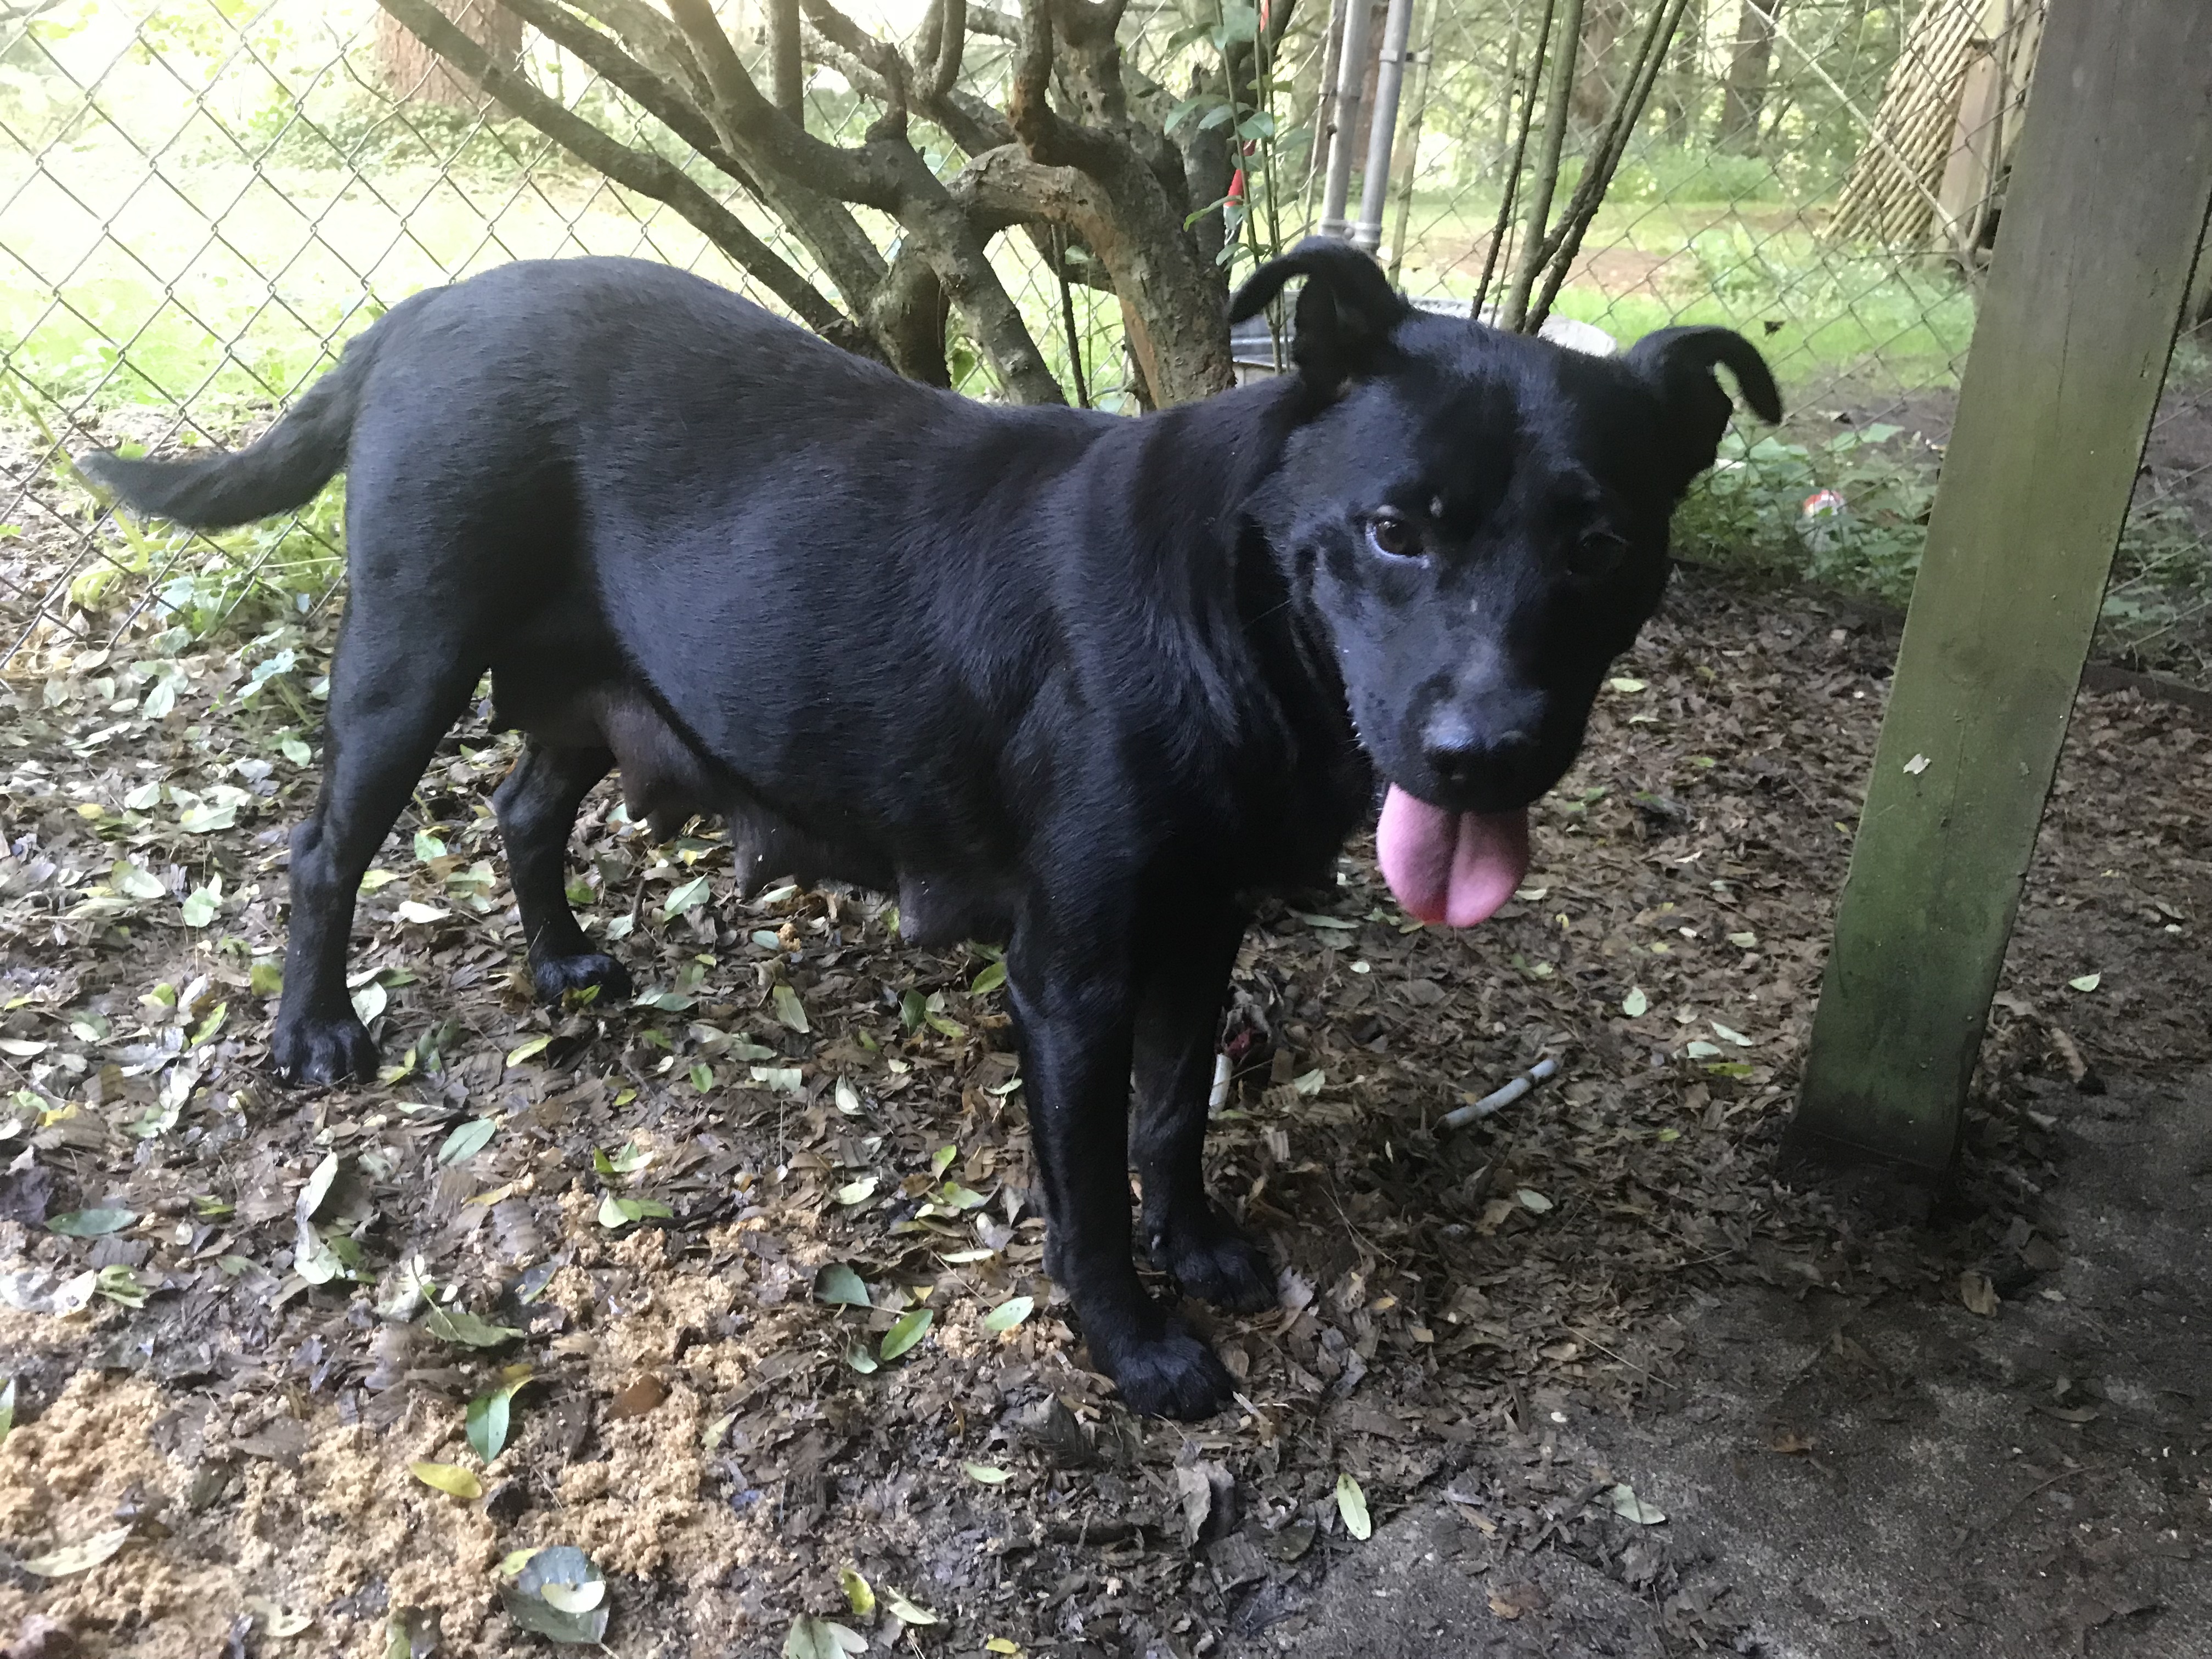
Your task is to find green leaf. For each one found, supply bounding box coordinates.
[839,1566,876,1618]
[663,874,710,918]
[968,960,1006,997]
[772,982,810,1033]
[186,1001,227,1047]
[2068,972,2101,992]
[843,1339,879,1374]
[0,1376,15,1444]
[466,1369,534,1464]
[95,1265,147,1308]
[438,1117,498,1166]
[983,1295,1034,1334]
[1621,986,1648,1018]
[411,1460,483,1500]
[414,830,447,861]
[424,1306,523,1348]
[503,1545,610,1645]
[281,735,312,766]
[783,1615,867,1658]
[180,887,217,928]
[879,1307,934,1363]
[111,859,166,900]
[962,1461,1010,1485]
[899,989,926,1031]
[177,802,235,833]
[834,1176,877,1207]
[815,1263,872,1307]
[1335,1472,1372,1541]
[250,961,284,997]
[352,980,387,1026]
[504,1034,551,1068]
[49,1208,136,1237]
[930,1144,958,1178]
[883,1588,941,1627]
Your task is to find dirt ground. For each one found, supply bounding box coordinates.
[2,504,2209,1657]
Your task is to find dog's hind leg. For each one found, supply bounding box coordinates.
[273,610,481,1086]
[493,740,633,1004]
[1131,903,1277,1314]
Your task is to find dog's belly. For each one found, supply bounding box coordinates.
[505,676,1012,941]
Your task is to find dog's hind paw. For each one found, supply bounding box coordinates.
[1101,1326,1239,1421]
[272,1015,379,1086]
[531,952,634,1005]
[1149,1206,1277,1314]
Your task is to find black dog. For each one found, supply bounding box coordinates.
[83,242,1777,1418]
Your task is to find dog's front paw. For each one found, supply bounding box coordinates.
[531,952,633,1005]
[272,1014,379,1086]
[1148,1205,1277,1313]
[1103,1325,1238,1420]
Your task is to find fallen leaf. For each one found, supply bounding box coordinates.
[541,1581,605,1615]
[1621,986,1647,1017]
[772,982,810,1032]
[243,1596,313,1639]
[1515,1188,1554,1214]
[1959,1270,1999,1317]
[783,1615,867,1658]
[662,874,709,918]
[606,1373,668,1421]
[839,1566,876,1617]
[884,1588,940,1627]
[984,1295,1034,1333]
[297,1152,340,1221]
[424,1307,523,1348]
[1903,753,1930,775]
[880,1307,934,1362]
[816,1264,872,1307]
[505,1034,552,1068]
[438,1118,498,1166]
[503,1545,608,1645]
[1606,1483,1666,1524]
[22,1524,132,1577]
[48,1208,136,1238]
[410,1462,482,1500]
[1335,1472,1372,1541]
[2068,973,2101,992]
[963,1462,1011,1485]
[394,900,450,924]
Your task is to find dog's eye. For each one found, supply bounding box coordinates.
[1365,513,1421,560]
[1568,531,1629,580]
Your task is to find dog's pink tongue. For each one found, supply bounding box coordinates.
[1376,786,1531,927]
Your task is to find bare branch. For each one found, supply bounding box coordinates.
[372,0,866,353]
[929,0,967,104]
[798,0,909,139]
[769,0,804,118]
[502,0,751,187]
[966,5,1022,40]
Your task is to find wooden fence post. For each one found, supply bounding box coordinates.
[1787,0,2212,1182]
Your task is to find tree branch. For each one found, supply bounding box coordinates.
[769,0,804,117]
[371,0,867,354]
[929,0,967,103]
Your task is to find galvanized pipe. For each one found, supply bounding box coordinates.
[1317,0,1375,239]
[1353,0,1417,251]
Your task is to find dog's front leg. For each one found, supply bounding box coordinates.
[1009,926,1237,1421]
[1132,902,1276,1313]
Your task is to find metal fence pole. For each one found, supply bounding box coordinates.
[1318,0,1376,239]
[1353,0,1417,252]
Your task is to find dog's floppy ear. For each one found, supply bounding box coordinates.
[1629,325,1784,483]
[1228,236,1412,392]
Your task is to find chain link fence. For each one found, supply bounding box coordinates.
[3,0,2208,682]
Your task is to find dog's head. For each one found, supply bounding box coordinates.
[1233,238,1780,927]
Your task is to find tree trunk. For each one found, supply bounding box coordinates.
[1658,0,1701,142]
[1571,0,1628,131]
[380,0,523,106]
[1716,0,1779,154]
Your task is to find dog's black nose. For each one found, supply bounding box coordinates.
[1423,709,1537,789]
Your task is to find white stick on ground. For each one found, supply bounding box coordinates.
[1437,1057,1560,1132]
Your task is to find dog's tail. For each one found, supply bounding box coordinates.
[78,318,386,529]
